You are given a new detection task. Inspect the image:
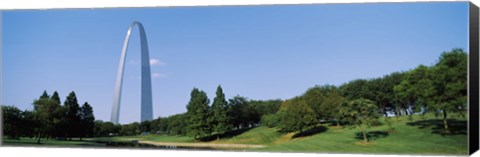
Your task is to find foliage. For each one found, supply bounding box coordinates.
[249,99,282,118]
[185,88,211,140]
[429,49,468,132]
[2,90,95,142]
[93,120,118,137]
[119,122,141,136]
[64,91,82,139]
[394,65,435,118]
[340,79,370,100]
[260,113,282,128]
[140,120,151,133]
[79,102,95,139]
[228,96,260,129]
[278,97,316,133]
[211,85,233,138]
[166,114,188,135]
[341,99,379,143]
[2,105,25,139]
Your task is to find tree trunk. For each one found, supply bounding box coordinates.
[383,107,388,117]
[443,110,449,133]
[360,125,368,143]
[36,132,41,144]
[363,131,368,143]
[336,121,340,127]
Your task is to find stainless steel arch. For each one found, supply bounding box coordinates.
[111,21,153,124]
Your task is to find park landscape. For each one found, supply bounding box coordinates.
[2,48,468,155]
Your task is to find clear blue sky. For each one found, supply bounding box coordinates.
[2,2,469,124]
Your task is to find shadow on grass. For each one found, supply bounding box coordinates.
[2,140,44,145]
[199,127,255,142]
[2,138,104,147]
[292,126,328,139]
[354,131,389,141]
[327,120,351,127]
[406,119,467,136]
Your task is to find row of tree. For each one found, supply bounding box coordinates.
[92,86,282,140]
[91,49,466,143]
[9,48,462,144]
[185,86,284,140]
[2,91,95,143]
[260,49,467,142]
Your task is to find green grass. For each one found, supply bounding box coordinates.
[257,114,468,155]
[2,114,468,155]
[85,134,193,143]
[2,138,105,147]
[211,126,282,145]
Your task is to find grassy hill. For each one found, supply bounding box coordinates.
[3,114,467,155]
[257,121,467,155]
[209,114,468,155]
[210,126,283,145]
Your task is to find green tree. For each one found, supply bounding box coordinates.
[278,97,316,133]
[21,110,38,138]
[430,49,467,132]
[2,105,24,139]
[249,99,282,118]
[64,91,81,140]
[140,120,151,133]
[341,99,379,143]
[382,72,405,118]
[33,90,63,142]
[79,102,95,140]
[340,79,370,100]
[302,85,345,126]
[368,77,392,117]
[150,117,167,134]
[303,86,327,123]
[51,91,61,105]
[93,120,117,137]
[167,113,188,135]
[394,65,435,120]
[228,96,249,129]
[210,85,233,140]
[260,113,282,128]
[228,96,261,129]
[50,91,66,138]
[186,88,211,140]
[323,90,346,126]
[119,122,141,136]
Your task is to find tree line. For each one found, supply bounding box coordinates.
[5,48,464,144]
[2,91,95,143]
[93,86,282,140]
[261,48,467,142]
[92,48,466,143]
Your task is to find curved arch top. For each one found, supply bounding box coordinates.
[111,21,153,124]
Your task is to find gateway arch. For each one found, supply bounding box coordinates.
[111,21,153,124]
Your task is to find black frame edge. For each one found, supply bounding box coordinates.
[469,1,480,155]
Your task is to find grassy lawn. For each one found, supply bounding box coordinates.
[2,114,468,155]
[84,134,193,143]
[2,138,105,147]
[211,126,282,145]
[257,114,468,155]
